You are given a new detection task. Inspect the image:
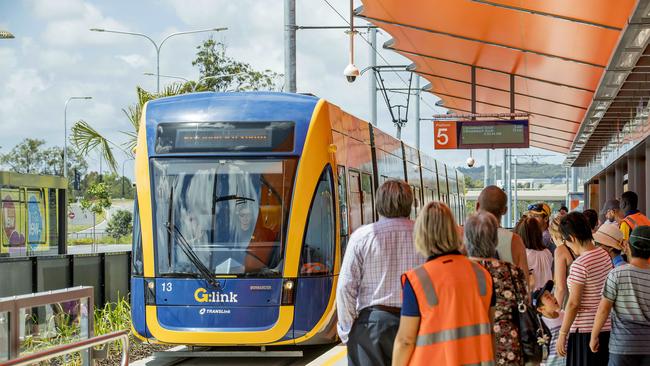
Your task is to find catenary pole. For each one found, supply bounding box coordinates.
[284,0,297,92]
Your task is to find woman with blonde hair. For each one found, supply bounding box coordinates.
[549,214,577,307]
[392,202,495,366]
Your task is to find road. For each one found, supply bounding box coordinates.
[132,345,347,366]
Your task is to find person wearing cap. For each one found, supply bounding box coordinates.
[593,223,626,267]
[533,280,565,366]
[528,202,556,255]
[601,199,622,227]
[619,191,650,242]
[590,225,650,366]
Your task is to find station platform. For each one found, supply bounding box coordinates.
[130,344,347,366]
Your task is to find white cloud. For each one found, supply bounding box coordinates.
[0,47,17,69]
[29,0,86,19]
[39,2,129,47]
[116,54,148,68]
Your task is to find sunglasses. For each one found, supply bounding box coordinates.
[527,203,545,212]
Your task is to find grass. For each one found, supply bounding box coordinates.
[68,234,132,246]
[68,211,107,233]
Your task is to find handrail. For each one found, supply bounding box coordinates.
[3,330,130,366]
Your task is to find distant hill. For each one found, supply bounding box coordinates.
[457,162,566,181]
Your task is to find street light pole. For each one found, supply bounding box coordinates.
[64,96,92,179]
[143,72,189,83]
[90,27,227,93]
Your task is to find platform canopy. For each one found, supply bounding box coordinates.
[358,0,642,156]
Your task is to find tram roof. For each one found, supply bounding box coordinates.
[358,0,649,162]
[144,92,319,155]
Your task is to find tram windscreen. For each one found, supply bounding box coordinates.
[152,158,297,277]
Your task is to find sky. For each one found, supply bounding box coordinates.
[0,0,564,180]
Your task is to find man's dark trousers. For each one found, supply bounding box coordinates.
[347,307,400,366]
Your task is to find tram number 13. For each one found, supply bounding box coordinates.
[161,282,173,292]
[434,121,458,149]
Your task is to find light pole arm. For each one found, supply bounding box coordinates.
[91,29,158,50]
[159,27,227,49]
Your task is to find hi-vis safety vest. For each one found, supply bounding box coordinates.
[402,254,495,366]
[621,212,650,241]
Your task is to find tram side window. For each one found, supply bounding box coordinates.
[337,166,349,254]
[361,173,374,225]
[348,171,362,232]
[300,166,335,276]
[132,196,143,276]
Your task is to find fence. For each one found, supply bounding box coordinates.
[0,252,131,308]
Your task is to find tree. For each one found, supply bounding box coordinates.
[81,172,135,199]
[0,138,88,178]
[70,38,282,170]
[191,38,282,92]
[106,210,133,240]
[80,182,112,245]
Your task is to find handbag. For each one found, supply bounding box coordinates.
[508,266,549,363]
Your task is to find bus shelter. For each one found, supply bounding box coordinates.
[0,171,67,257]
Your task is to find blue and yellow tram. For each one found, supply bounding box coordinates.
[131,92,465,346]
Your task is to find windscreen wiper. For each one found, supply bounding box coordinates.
[164,224,219,289]
[214,195,255,203]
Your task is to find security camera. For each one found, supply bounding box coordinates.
[344,63,360,83]
[466,157,476,168]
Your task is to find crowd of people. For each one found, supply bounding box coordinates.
[336,180,650,366]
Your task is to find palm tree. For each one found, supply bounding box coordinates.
[71,83,186,173]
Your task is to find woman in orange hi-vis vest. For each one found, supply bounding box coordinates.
[392,202,496,366]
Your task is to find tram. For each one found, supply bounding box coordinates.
[130,92,466,346]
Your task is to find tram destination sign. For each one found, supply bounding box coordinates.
[434,119,529,149]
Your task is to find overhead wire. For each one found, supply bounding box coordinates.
[321,0,440,114]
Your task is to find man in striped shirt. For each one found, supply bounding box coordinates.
[590,225,650,366]
[336,180,424,366]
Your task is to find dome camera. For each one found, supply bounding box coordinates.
[466,156,476,168]
[344,63,360,83]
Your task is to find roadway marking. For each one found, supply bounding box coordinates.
[307,345,347,366]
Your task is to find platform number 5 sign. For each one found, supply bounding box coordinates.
[434,121,458,149]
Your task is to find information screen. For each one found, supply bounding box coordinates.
[155,121,295,153]
[459,120,528,148]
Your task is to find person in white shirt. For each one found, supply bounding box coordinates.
[336,180,423,366]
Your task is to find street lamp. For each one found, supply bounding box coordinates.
[121,157,135,198]
[64,96,92,179]
[143,72,189,83]
[142,72,246,92]
[0,30,15,39]
[90,27,228,93]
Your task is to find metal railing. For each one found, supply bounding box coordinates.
[0,286,94,362]
[3,330,129,366]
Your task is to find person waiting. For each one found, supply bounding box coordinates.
[590,225,650,366]
[336,180,423,366]
[556,212,613,366]
[515,216,553,292]
[392,203,495,366]
[592,223,626,267]
[527,202,555,254]
[619,191,650,242]
[548,215,577,308]
[476,185,529,275]
[601,199,621,227]
[468,212,529,366]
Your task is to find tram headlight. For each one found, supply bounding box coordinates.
[282,279,296,305]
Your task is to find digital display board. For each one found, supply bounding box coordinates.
[434,120,529,149]
[155,122,295,153]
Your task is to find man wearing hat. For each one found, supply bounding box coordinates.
[528,202,555,254]
[593,223,626,267]
[590,225,650,365]
[601,199,622,227]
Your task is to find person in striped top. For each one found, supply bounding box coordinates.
[556,212,613,366]
[590,225,650,366]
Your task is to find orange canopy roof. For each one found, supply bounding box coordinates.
[358,0,637,153]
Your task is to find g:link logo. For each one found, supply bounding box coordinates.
[194,288,238,303]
